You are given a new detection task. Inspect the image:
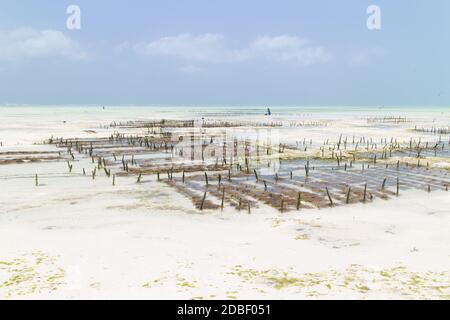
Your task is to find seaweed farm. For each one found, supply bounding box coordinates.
[1,106,449,300]
[39,117,449,213]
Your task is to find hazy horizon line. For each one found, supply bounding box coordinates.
[1,104,449,109]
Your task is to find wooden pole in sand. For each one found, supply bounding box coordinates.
[221,187,225,211]
[200,192,207,211]
[326,187,333,206]
[346,187,351,204]
[396,177,400,196]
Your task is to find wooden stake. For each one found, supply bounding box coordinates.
[346,187,351,204]
[363,183,367,202]
[200,192,207,211]
[326,187,333,206]
[221,187,225,211]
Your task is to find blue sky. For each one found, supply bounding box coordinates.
[0,0,448,106]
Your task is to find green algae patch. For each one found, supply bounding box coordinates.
[176,275,198,290]
[294,234,310,240]
[228,264,450,299]
[0,251,65,298]
[271,218,285,228]
[226,291,239,299]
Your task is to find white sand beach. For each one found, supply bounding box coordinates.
[0,106,449,299]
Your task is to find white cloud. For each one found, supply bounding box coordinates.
[250,35,307,51]
[348,47,386,66]
[249,35,331,66]
[134,33,231,63]
[179,64,202,73]
[0,28,89,61]
[130,33,330,66]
